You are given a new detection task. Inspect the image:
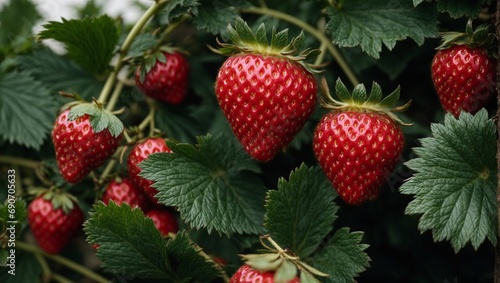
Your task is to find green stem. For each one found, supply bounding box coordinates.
[240,6,359,86]
[16,241,110,283]
[105,80,124,112]
[52,273,75,283]
[0,156,39,169]
[97,0,168,104]
[34,252,52,283]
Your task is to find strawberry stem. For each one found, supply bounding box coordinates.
[16,241,110,283]
[0,155,40,169]
[240,6,359,86]
[97,0,169,106]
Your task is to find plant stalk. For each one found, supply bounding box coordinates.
[240,6,359,86]
[16,241,110,283]
[495,1,500,282]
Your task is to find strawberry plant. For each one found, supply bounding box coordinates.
[1,0,500,282]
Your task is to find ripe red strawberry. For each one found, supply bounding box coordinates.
[431,21,496,117]
[52,104,123,183]
[102,177,151,211]
[230,265,300,283]
[313,79,408,205]
[128,137,172,204]
[28,192,84,254]
[213,18,319,162]
[146,207,179,237]
[135,50,189,105]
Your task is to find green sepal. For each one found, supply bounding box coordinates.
[321,77,410,126]
[436,19,496,56]
[68,101,124,138]
[38,190,79,215]
[275,260,298,282]
[211,17,322,74]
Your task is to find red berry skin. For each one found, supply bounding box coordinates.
[230,265,300,283]
[28,196,84,254]
[431,45,496,117]
[102,177,151,211]
[313,111,404,205]
[135,51,189,105]
[52,109,122,183]
[215,54,317,162]
[127,138,172,204]
[146,207,179,237]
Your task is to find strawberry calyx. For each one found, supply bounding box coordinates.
[66,98,124,138]
[436,19,496,55]
[31,188,80,215]
[136,45,187,83]
[240,235,329,283]
[210,17,321,74]
[320,77,411,126]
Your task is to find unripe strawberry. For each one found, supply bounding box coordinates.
[213,18,319,162]
[313,78,409,205]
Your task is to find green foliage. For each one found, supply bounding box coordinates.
[140,134,267,235]
[310,228,370,283]
[414,0,487,18]
[0,0,40,58]
[38,15,120,75]
[155,103,203,143]
[192,0,240,35]
[68,103,124,137]
[0,71,57,150]
[326,0,438,59]
[85,202,219,281]
[265,165,338,258]
[400,109,498,252]
[16,48,104,101]
[160,0,199,24]
[0,251,41,283]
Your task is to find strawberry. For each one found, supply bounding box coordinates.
[213,18,319,162]
[127,137,172,204]
[28,192,84,254]
[135,50,189,105]
[431,21,496,117]
[230,265,300,283]
[145,207,179,237]
[52,103,123,183]
[313,78,408,205]
[102,177,151,211]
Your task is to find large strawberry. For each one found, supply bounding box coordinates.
[145,207,179,237]
[135,49,189,105]
[213,18,319,162]
[102,176,151,211]
[313,78,409,205]
[52,102,123,183]
[127,137,172,204]
[28,192,84,254]
[431,21,496,117]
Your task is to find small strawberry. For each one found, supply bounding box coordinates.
[313,78,409,205]
[431,20,496,117]
[230,265,300,283]
[127,137,172,204]
[102,177,151,211]
[28,192,84,254]
[145,207,179,237]
[212,18,319,162]
[52,102,123,183]
[135,50,189,105]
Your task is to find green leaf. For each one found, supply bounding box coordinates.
[160,0,199,24]
[165,232,219,282]
[0,71,56,150]
[0,198,27,229]
[140,134,267,235]
[155,103,204,144]
[192,0,239,35]
[265,165,338,258]
[326,0,438,58]
[414,0,486,18]
[16,48,104,101]
[400,109,497,252]
[310,228,370,283]
[84,202,170,279]
[38,15,119,75]
[126,33,158,58]
[68,103,124,137]
[0,0,40,57]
